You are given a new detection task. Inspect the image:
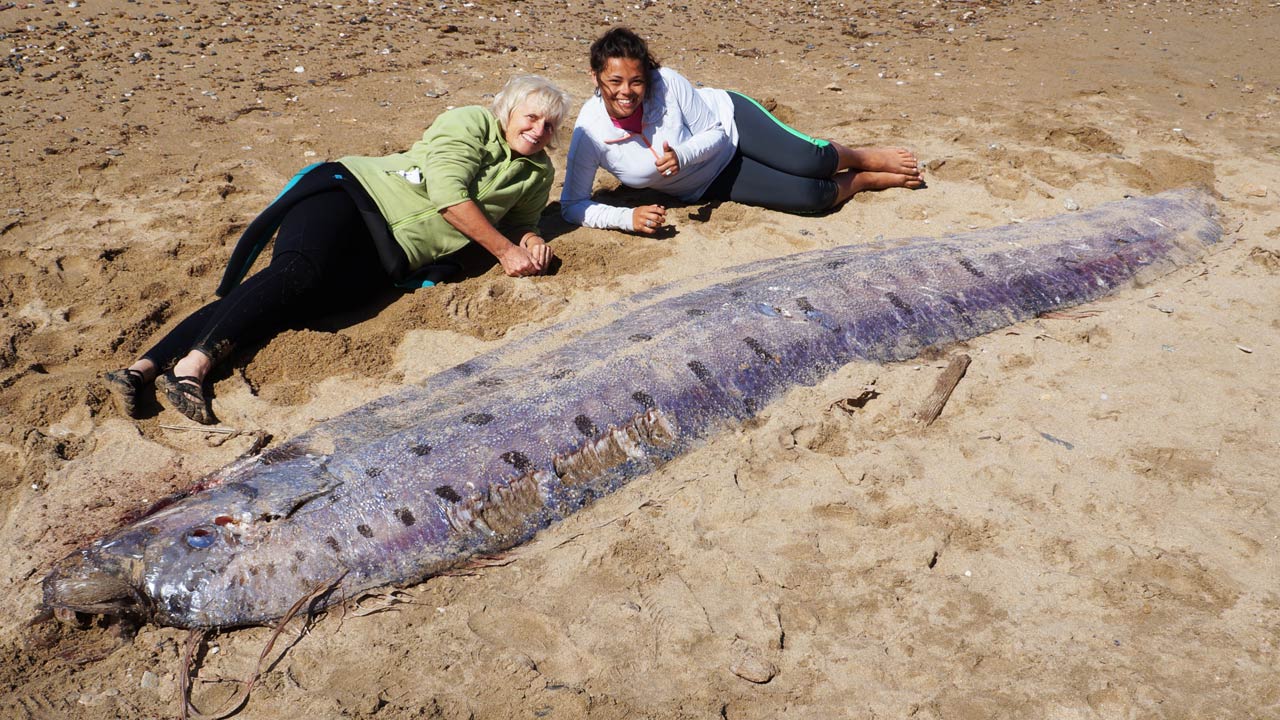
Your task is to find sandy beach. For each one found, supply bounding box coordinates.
[2,1,1278,717]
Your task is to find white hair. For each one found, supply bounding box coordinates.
[491,75,572,149]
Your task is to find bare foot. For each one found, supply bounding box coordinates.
[835,170,925,204]
[852,170,924,192]
[844,146,920,175]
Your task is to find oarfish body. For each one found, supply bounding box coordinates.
[43,189,1220,628]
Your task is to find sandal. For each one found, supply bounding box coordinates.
[156,372,217,425]
[103,368,147,418]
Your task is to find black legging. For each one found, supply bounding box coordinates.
[700,91,840,213]
[143,189,390,368]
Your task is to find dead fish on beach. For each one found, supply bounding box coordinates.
[43,189,1220,629]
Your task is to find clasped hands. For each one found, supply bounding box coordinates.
[500,233,554,277]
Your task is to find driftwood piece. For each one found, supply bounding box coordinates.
[916,354,972,426]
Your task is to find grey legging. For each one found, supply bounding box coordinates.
[700,91,840,213]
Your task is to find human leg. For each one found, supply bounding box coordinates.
[704,150,924,213]
[184,189,382,368]
[152,251,329,419]
[702,153,838,213]
[727,91,923,183]
[167,190,383,422]
[110,189,385,423]
[727,91,840,178]
[103,300,223,417]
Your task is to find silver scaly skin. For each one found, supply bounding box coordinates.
[44,189,1219,628]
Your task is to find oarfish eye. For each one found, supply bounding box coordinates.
[184,526,219,549]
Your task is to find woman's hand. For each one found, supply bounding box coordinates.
[632,204,667,235]
[655,141,680,178]
[498,245,540,277]
[519,234,555,274]
[441,200,550,277]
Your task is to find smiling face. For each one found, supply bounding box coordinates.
[504,96,555,156]
[594,56,647,120]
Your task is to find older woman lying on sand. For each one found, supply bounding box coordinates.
[105,75,571,425]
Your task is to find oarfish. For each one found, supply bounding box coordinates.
[43,189,1220,628]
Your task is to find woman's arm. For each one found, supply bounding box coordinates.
[560,127,638,231]
[498,169,556,271]
[659,69,732,173]
[420,108,547,276]
[440,200,545,276]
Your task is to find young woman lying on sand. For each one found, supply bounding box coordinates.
[561,27,924,234]
[104,75,570,425]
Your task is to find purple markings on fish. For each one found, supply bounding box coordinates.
[43,189,1220,628]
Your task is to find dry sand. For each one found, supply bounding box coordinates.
[2,1,1278,718]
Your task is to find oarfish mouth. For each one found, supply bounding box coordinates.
[42,547,148,618]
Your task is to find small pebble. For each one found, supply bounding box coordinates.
[1236,345,1254,354]
[1063,198,1080,211]
[730,654,777,684]
[77,690,114,706]
[1242,184,1268,198]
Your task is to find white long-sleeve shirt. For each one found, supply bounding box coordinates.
[560,67,738,231]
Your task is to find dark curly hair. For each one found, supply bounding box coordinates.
[589,27,661,76]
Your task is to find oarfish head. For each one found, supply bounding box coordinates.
[44,453,344,628]
[43,487,259,626]
[42,530,150,619]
